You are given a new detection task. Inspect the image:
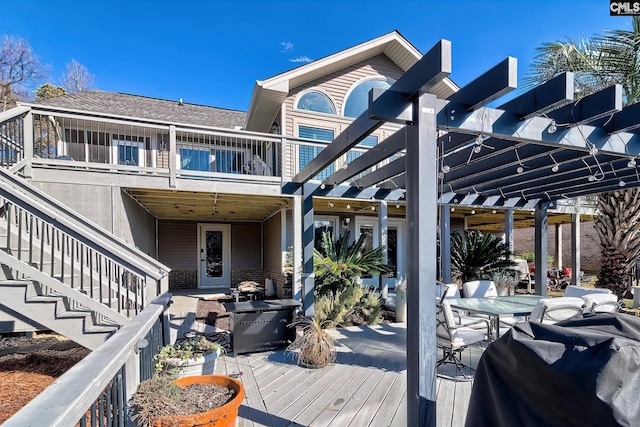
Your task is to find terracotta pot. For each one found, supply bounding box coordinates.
[152,375,245,427]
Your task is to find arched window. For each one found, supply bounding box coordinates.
[344,78,395,118]
[295,91,336,114]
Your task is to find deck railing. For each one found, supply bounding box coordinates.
[0,106,29,169]
[2,293,172,427]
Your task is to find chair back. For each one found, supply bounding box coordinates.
[463,280,497,298]
[564,285,611,298]
[582,293,620,313]
[436,283,460,300]
[530,297,585,324]
[436,300,457,340]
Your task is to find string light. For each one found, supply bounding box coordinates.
[371,206,376,211]
[550,153,559,173]
[395,203,400,208]
[320,182,326,190]
[328,202,334,208]
[451,207,455,212]
[628,157,637,168]
[346,204,350,209]
[547,120,557,134]
[471,209,476,214]
[492,210,497,214]
[442,165,450,173]
[517,166,524,174]
[619,179,626,187]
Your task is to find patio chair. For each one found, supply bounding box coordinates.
[462,280,498,298]
[582,293,622,314]
[436,283,460,301]
[564,285,611,298]
[436,298,489,379]
[529,297,585,324]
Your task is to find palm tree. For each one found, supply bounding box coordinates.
[527,17,640,296]
[450,230,515,284]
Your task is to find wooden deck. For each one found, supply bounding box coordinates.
[214,323,485,427]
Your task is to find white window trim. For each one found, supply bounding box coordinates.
[293,88,338,116]
[354,216,406,287]
[314,215,340,240]
[111,138,145,167]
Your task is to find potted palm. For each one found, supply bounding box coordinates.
[451,230,516,283]
[154,334,222,377]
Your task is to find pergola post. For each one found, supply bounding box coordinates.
[292,197,303,301]
[571,213,581,285]
[439,204,451,283]
[534,202,549,297]
[378,200,388,297]
[406,91,438,427]
[504,208,514,257]
[302,183,316,316]
[555,224,563,269]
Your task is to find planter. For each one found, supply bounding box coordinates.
[496,286,509,297]
[165,349,221,378]
[395,288,407,322]
[152,375,245,427]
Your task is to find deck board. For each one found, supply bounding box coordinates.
[209,322,482,426]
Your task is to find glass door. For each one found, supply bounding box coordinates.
[198,224,231,288]
[355,218,405,289]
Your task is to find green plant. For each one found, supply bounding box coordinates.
[312,230,390,325]
[287,314,336,368]
[491,270,518,292]
[154,335,222,374]
[451,230,515,283]
[517,251,554,264]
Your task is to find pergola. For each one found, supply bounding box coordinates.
[283,39,639,426]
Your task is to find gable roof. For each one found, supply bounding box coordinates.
[22,91,246,129]
[245,30,459,132]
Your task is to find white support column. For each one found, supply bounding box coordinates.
[302,183,316,317]
[23,111,33,178]
[292,197,303,302]
[504,209,514,257]
[406,92,438,426]
[378,200,388,297]
[571,213,581,285]
[555,224,563,269]
[440,204,451,283]
[534,202,549,297]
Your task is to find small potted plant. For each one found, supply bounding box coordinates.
[491,270,518,296]
[287,313,336,368]
[132,374,244,427]
[154,334,222,377]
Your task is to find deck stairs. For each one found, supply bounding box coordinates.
[0,112,168,348]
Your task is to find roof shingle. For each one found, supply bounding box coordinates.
[26,91,246,129]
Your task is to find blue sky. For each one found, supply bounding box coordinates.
[1,0,631,111]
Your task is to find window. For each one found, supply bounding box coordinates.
[347,135,378,180]
[344,78,396,118]
[113,137,145,166]
[314,217,337,251]
[298,125,334,180]
[296,91,336,114]
[180,148,210,171]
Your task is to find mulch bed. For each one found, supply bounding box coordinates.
[0,333,90,423]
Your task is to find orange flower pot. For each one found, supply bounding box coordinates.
[152,375,245,427]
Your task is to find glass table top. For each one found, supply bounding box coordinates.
[448,295,545,316]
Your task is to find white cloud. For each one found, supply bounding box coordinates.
[279,41,294,52]
[289,56,312,63]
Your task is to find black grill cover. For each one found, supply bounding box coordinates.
[466,313,640,427]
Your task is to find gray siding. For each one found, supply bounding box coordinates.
[158,221,197,270]
[263,212,283,273]
[231,223,261,270]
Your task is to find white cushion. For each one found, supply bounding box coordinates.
[530,297,585,324]
[463,280,497,298]
[564,285,611,298]
[582,293,619,313]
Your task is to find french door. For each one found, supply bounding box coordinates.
[355,218,405,289]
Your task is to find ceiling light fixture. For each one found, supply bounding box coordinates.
[451,207,455,212]
[328,202,334,207]
[471,209,476,214]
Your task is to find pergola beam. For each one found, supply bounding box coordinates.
[446,57,518,111]
[324,129,406,185]
[547,84,622,126]
[292,39,452,184]
[353,157,405,188]
[499,72,574,119]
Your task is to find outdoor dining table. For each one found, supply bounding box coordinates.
[448,295,544,340]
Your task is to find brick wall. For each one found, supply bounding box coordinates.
[513,220,601,273]
[168,269,292,297]
[168,270,197,289]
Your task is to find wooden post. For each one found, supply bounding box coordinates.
[440,204,451,283]
[406,93,438,426]
[571,213,581,285]
[378,200,388,296]
[534,202,549,297]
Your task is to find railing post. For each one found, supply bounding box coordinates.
[281,137,289,180]
[169,125,177,188]
[23,111,33,178]
[124,350,139,400]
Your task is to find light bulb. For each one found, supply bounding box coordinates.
[437,171,444,178]
[628,158,637,168]
[396,203,400,208]
[328,202,334,207]
[442,165,451,173]
[620,180,626,187]
[320,183,326,190]
[547,120,557,134]
[476,135,483,145]
[451,207,455,212]
[552,164,559,173]
[492,210,497,214]
[588,175,595,182]
[471,210,476,214]
[590,146,598,156]
[517,166,524,173]
[371,206,376,211]
[346,204,350,209]
[474,146,482,153]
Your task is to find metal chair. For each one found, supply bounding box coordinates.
[529,297,586,324]
[462,280,498,298]
[436,297,489,379]
[582,293,622,314]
